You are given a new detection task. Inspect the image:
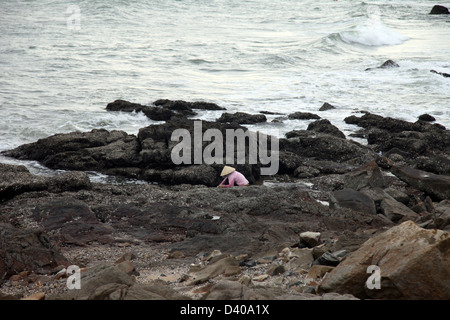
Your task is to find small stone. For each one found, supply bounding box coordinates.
[313,252,340,267]
[188,264,202,273]
[239,275,252,286]
[253,274,269,282]
[21,292,45,300]
[206,250,222,261]
[300,231,321,247]
[167,250,185,259]
[53,268,67,280]
[267,264,286,276]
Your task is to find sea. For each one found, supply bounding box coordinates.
[1,0,449,180]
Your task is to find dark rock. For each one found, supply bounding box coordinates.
[32,197,114,245]
[0,164,47,202]
[152,99,197,117]
[344,113,415,133]
[418,114,436,122]
[2,119,264,187]
[391,166,450,201]
[294,165,320,178]
[430,69,450,78]
[277,151,305,174]
[330,188,377,215]
[106,99,176,121]
[429,5,449,14]
[365,59,399,71]
[319,103,336,111]
[414,154,450,175]
[154,99,226,111]
[0,163,91,202]
[379,59,400,69]
[313,252,340,267]
[2,129,139,171]
[287,112,321,120]
[307,119,345,139]
[344,112,450,160]
[217,112,267,124]
[267,264,285,276]
[380,197,419,222]
[342,160,387,191]
[0,223,68,281]
[282,130,375,163]
[302,159,356,175]
[259,110,285,115]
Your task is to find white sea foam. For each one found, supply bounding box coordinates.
[339,18,409,47]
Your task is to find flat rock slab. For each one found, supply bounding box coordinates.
[391,166,450,201]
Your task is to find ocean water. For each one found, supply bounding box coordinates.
[1,0,449,176]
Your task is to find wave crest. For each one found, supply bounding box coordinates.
[338,17,409,47]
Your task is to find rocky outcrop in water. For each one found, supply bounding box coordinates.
[217,112,267,124]
[429,5,449,14]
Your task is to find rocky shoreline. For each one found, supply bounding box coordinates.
[1,99,449,301]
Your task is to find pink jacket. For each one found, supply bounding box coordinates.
[219,171,249,187]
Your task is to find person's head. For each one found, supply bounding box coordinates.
[220,166,235,177]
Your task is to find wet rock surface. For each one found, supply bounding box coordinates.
[1,101,449,300]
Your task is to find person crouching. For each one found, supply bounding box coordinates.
[218,166,249,188]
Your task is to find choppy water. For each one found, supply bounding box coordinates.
[1,0,449,176]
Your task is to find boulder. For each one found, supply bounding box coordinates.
[318,221,450,299]
[329,188,377,214]
[0,164,47,202]
[312,252,341,267]
[344,112,450,156]
[342,160,386,191]
[307,119,345,139]
[418,114,436,122]
[365,60,399,71]
[300,231,321,248]
[188,255,241,285]
[287,112,321,120]
[435,200,450,230]
[319,103,336,111]
[391,166,450,201]
[0,223,68,281]
[380,197,419,222]
[217,112,267,124]
[429,5,449,14]
[285,248,315,270]
[282,130,375,163]
[106,99,176,121]
[153,99,226,111]
[0,163,91,202]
